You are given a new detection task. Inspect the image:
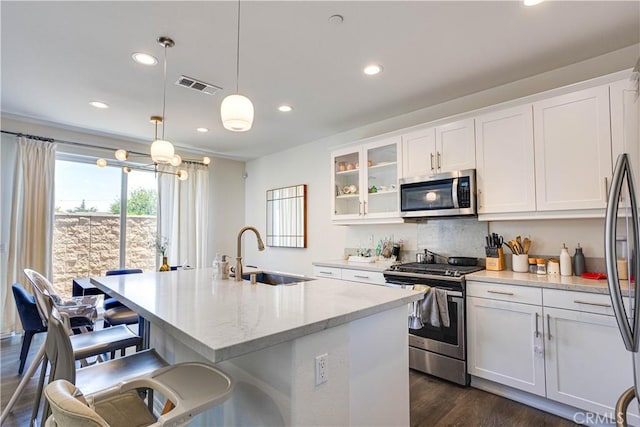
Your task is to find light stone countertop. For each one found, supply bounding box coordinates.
[90,267,422,363]
[312,259,397,272]
[466,270,624,295]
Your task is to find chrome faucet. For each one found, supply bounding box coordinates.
[235,226,265,281]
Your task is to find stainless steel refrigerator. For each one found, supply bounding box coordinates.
[606,61,640,425]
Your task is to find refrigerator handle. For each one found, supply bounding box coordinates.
[605,154,640,352]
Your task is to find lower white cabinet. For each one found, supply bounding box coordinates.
[467,296,545,396]
[544,306,637,421]
[312,264,385,286]
[467,281,638,423]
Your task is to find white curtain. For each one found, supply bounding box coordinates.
[157,163,209,269]
[2,137,56,335]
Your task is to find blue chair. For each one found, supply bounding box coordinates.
[12,283,47,374]
[103,269,142,333]
[103,268,143,310]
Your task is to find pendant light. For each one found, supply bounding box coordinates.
[150,36,178,162]
[221,0,254,132]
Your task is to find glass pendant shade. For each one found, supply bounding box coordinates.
[114,149,128,161]
[170,154,182,166]
[221,94,254,132]
[150,139,175,163]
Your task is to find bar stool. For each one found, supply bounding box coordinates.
[36,298,168,427]
[44,361,234,426]
[103,269,143,334]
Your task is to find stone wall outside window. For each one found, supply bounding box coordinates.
[52,213,157,295]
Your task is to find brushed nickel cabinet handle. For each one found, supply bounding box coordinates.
[354,275,370,279]
[437,151,442,170]
[363,201,367,215]
[573,300,612,308]
[359,201,363,216]
[478,189,482,209]
[487,290,514,296]
[430,153,435,172]
[535,312,540,338]
[319,271,334,275]
[547,314,551,340]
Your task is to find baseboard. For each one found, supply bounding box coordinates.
[470,376,636,427]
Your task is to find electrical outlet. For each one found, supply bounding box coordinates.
[315,353,328,385]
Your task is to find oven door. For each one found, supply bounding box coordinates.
[408,290,465,360]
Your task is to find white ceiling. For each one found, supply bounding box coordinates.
[1,1,639,160]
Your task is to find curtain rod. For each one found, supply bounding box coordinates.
[0,129,148,156]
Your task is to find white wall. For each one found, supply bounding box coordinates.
[244,45,639,275]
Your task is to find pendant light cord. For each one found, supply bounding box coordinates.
[236,0,241,94]
[162,43,168,140]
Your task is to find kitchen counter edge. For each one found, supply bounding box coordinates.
[466,270,618,294]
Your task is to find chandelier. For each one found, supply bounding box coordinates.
[96,36,210,180]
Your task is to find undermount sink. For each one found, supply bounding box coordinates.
[241,271,316,286]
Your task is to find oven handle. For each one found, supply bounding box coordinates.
[384,281,462,298]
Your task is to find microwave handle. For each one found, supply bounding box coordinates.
[452,177,459,208]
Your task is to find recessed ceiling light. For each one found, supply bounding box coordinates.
[196,127,209,133]
[523,0,543,6]
[89,101,109,109]
[278,105,293,113]
[363,64,383,76]
[328,14,344,25]
[131,52,158,66]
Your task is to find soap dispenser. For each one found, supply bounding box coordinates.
[560,244,572,276]
[573,244,585,276]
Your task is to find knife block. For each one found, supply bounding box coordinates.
[486,248,505,271]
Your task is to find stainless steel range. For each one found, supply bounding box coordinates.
[383,262,483,386]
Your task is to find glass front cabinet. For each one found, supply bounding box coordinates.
[331,136,403,223]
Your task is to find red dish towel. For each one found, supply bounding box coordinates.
[581,272,607,280]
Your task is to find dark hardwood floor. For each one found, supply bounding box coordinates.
[2,333,576,426]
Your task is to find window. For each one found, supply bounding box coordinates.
[52,157,157,295]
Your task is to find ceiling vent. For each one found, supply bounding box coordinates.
[175,75,222,96]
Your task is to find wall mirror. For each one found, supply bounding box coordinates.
[266,184,307,248]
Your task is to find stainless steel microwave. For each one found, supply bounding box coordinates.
[399,169,476,218]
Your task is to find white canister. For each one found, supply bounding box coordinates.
[512,254,529,273]
[547,259,560,275]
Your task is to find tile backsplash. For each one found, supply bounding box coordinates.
[417,218,489,259]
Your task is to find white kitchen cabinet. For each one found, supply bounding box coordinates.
[610,78,640,208]
[436,119,476,173]
[467,294,546,396]
[475,105,536,214]
[332,137,402,224]
[340,268,385,286]
[468,281,639,424]
[312,266,342,280]
[544,306,638,422]
[533,85,612,211]
[401,118,475,178]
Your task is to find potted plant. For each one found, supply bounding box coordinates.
[156,237,170,271]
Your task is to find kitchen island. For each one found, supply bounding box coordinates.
[91,268,422,426]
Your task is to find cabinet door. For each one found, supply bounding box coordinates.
[467,296,545,396]
[544,307,638,423]
[475,105,536,213]
[533,86,612,211]
[610,78,639,208]
[436,118,476,173]
[332,147,363,220]
[401,127,435,178]
[362,137,401,218]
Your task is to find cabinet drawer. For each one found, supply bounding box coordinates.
[312,266,342,280]
[543,289,621,316]
[341,269,385,285]
[467,281,542,305]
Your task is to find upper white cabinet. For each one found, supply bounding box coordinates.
[475,105,536,214]
[332,136,402,224]
[401,118,475,178]
[533,85,612,211]
[610,78,640,197]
